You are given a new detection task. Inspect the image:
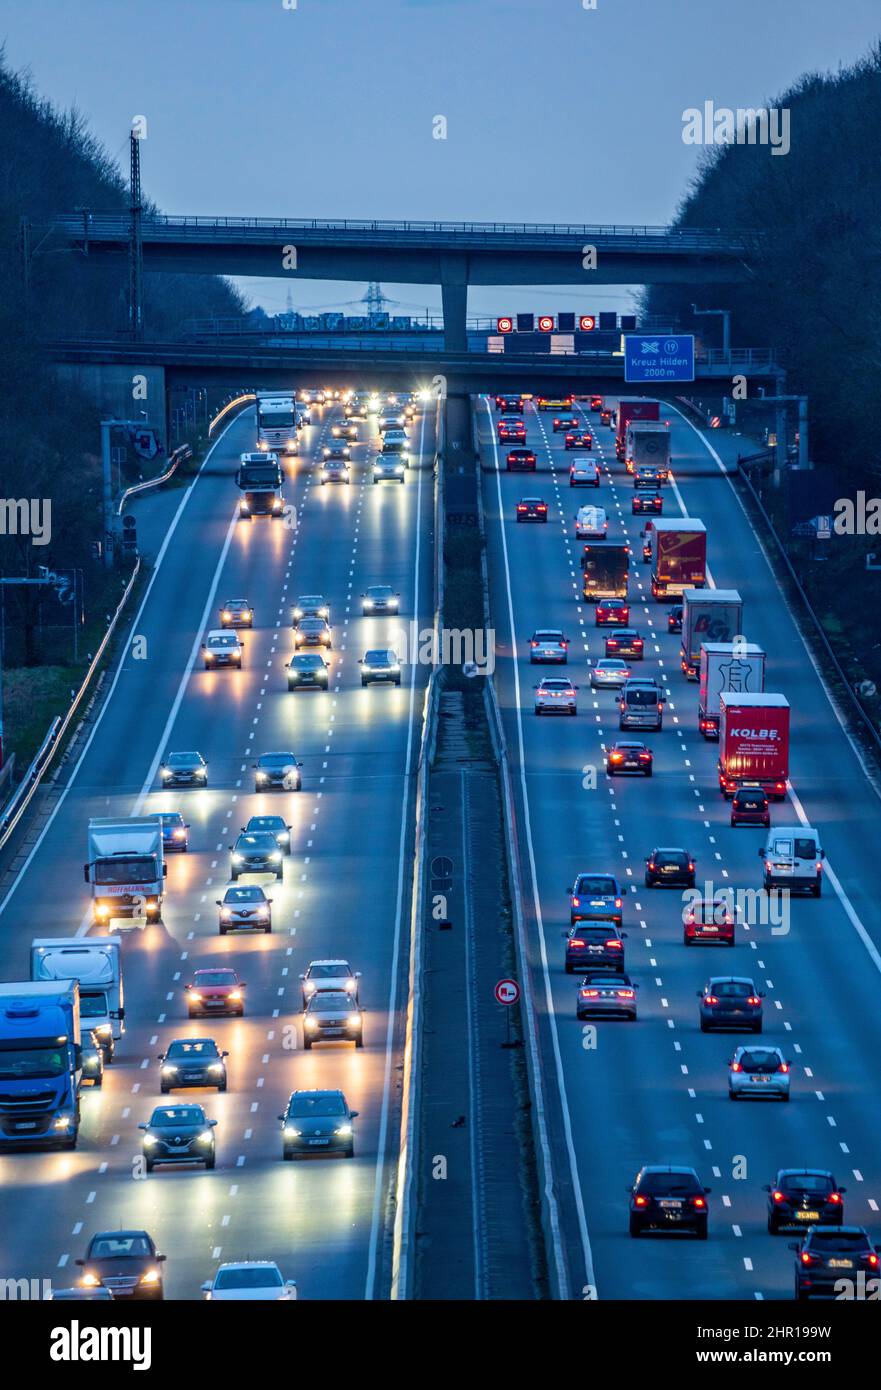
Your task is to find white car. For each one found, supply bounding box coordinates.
[373,456,406,484]
[760,826,824,896]
[534,677,578,715]
[575,506,608,540]
[300,959,362,1006]
[569,462,600,487]
[728,1046,791,1101]
[202,630,243,669]
[202,1262,296,1301]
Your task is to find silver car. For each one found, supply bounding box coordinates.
[529,630,570,664]
[590,659,631,688]
[576,971,639,1021]
[373,455,406,483]
[217,884,273,934]
[362,585,400,615]
[300,959,361,1006]
[729,1046,791,1101]
[303,991,363,1049]
[534,677,578,715]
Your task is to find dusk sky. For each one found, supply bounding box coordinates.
[3,0,879,319]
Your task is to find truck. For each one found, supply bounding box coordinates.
[255,391,299,455]
[680,589,743,679]
[582,542,629,599]
[235,452,285,518]
[718,692,790,800]
[649,518,707,600]
[625,422,671,476]
[30,937,124,1061]
[698,642,766,738]
[0,981,81,1150]
[615,397,660,458]
[84,817,166,928]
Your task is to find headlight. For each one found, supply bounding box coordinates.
[257,908,269,919]
[390,664,400,673]
[208,1063,224,1074]
[96,904,110,918]
[205,650,214,660]
[232,854,243,864]
[146,899,158,909]
[220,909,231,920]
[173,828,185,839]
[347,1014,362,1027]
[276,832,288,844]
[335,1124,353,1137]
[283,1126,300,1138]
[81,1272,101,1288]
[94,1024,112,1037]
[189,992,203,1002]
[160,767,170,778]
[364,599,374,608]
[256,771,268,781]
[229,990,243,1001]
[303,982,316,995]
[293,608,303,619]
[345,979,356,993]
[162,1065,178,1075]
[305,1018,318,1030]
[139,1269,161,1286]
[198,1130,214,1144]
[143,1133,159,1146]
[270,852,282,863]
[197,768,207,778]
[222,611,231,620]
[53,1115,72,1130]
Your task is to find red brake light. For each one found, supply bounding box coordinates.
[730,1061,742,1073]
[583,989,599,999]
[747,996,760,1006]
[618,989,635,999]
[828,1192,842,1204]
[800,1251,813,1265]
[869,1253,879,1268]
[772,1190,785,1204]
[572,897,580,907]
[614,898,622,908]
[779,1063,790,1074]
[634,1195,649,1207]
[706,995,718,1005]
[570,937,585,948]
[605,938,622,950]
[691,1196,706,1209]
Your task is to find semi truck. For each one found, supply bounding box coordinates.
[680,589,743,678]
[718,692,790,799]
[582,542,629,599]
[649,518,707,600]
[615,398,660,458]
[255,391,299,455]
[236,452,285,518]
[0,981,82,1150]
[698,642,766,738]
[625,422,671,477]
[84,818,165,927]
[30,937,124,1061]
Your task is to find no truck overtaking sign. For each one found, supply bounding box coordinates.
[495,978,520,1006]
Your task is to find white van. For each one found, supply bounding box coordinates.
[575,506,607,540]
[759,826,824,896]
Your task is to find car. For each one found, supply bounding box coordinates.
[293,616,332,649]
[300,959,361,1006]
[216,884,273,935]
[506,447,537,471]
[320,458,350,484]
[590,659,631,688]
[76,1230,166,1300]
[564,924,627,974]
[81,1029,105,1087]
[576,970,638,1020]
[590,395,603,412]
[186,967,247,1014]
[731,784,771,827]
[760,826,825,896]
[244,814,292,852]
[534,677,578,715]
[286,652,329,690]
[279,1089,359,1160]
[568,873,624,925]
[379,409,405,432]
[331,421,357,440]
[202,1262,297,1301]
[594,598,630,627]
[619,678,666,731]
[361,585,399,614]
[645,847,695,888]
[160,752,207,787]
[627,1166,710,1239]
[219,599,253,628]
[667,604,683,634]
[606,740,653,776]
[604,628,644,660]
[360,649,401,686]
[202,630,243,669]
[634,465,664,489]
[529,629,570,663]
[574,505,607,539]
[569,461,600,486]
[148,810,190,852]
[229,831,284,880]
[303,990,363,1049]
[536,395,574,412]
[729,1045,791,1101]
[253,751,302,792]
[765,1170,846,1234]
[382,428,410,453]
[698,977,764,1033]
[792,1226,879,1300]
[373,455,406,483]
[564,430,593,450]
[553,415,579,433]
[498,417,526,443]
[600,408,613,426]
[632,493,663,515]
[139,1104,217,1171]
[159,1038,228,1093]
[496,394,523,413]
[515,497,548,522]
[292,595,330,621]
[683,894,735,946]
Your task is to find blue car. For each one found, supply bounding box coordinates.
[149,811,190,852]
[567,873,624,926]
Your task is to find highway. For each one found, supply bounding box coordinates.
[0,397,433,1300]
[480,394,881,1301]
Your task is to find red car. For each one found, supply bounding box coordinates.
[632,493,663,514]
[507,448,537,471]
[590,396,603,412]
[730,785,771,827]
[595,598,630,626]
[498,418,526,443]
[516,498,548,523]
[185,967,246,1018]
[553,416,579,433]
[565,431,593,450]
[683,897,735,947]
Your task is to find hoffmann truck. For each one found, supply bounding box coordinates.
[698,642,766,738]
[680,589,743,678]
[84,817,166,927]
[718,692,790,800]
[649,519,707,600]
[30,937,124,1061]
[615,398,660,458]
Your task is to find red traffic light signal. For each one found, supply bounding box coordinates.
[496,316,514,333]
[579,315,597,331]
[538,315,555,332]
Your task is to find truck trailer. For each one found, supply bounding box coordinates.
[84,818,165,927]
[582,542,629,599]
[0,981,81,1150]
[680,589,743,678]
[698,642,766,738]
[718,692,790,800]
[649,519,707,600]
[625,422,671,477]
[615,398,660,458]
[30,937,124,1060]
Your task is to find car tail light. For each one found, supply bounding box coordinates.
[779,1063,790,1073]
[730,1061,742,1072]
[634,1195,649,1207]
[605,938,622,950]
[775,782,785,792]
[572,897,580,907]
[816,862,823,872]
[582,989,600,999]
[688,863,694,871]
[617,989,635,999]
[639,753,650,762]
[828,1192,842,1204]
[706,995,719,1005]
[747,996,761,1006]
[868,1253,879,1268]
[800,1251,814,1265]
[570,938,585,948]
[772,1190,786,1204]
[531,641,538,647]
[611,753,623,762]
[648,862,656,871]
[615,898,622,908]
[690,1196,706,1209]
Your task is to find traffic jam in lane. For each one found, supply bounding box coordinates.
[482,390,881,1301]
[0,387,432,1300]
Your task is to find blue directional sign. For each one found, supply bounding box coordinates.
[624,334,695,384]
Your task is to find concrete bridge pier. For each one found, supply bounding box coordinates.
[440,253,469,353]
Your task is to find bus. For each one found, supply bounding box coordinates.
[256,392,299,455]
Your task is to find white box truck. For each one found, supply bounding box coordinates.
[680,589,743,678]
[84,818,165,928]
[698,642,766,738]
[30,937,124,1061]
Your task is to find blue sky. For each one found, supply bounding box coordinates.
[3,0,879,319]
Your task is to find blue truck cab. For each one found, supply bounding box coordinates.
[0,981,82,1150]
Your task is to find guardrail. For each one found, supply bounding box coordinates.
[117,445,193,515]
[0,559,142,851]
[208,393,255,435]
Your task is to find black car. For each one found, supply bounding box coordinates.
[286,653,329,690]
[515,497,548,523]
[645,847,695,888]
[632,493,663,514]
[765,1169,846,1234]
[361,585,400,614]
[230,831,284,880]
[76,1230,166,1300]
[792,1226,879,1300]
[564,923,627,974]
[244,814,292,853]
[698,977,764,1033]
[667,604,683,634]
[360,650,401,686]
[628,1166,710,1239]
[606,741,653,776]
[159,1037,228,1093]
[604,628,644,660]
[139,1104,217,1171]
[279,1089,359,1160]
[253,751,302,792]
[160,751,208,787]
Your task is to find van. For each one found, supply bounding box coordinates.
[618,679,665,731]
[759,826,824,896]
[575,506,607,540]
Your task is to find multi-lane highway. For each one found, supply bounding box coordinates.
[0,397,433,1299]
[480,394,881,1301]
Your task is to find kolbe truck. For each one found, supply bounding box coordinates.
[718,693,790,800]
